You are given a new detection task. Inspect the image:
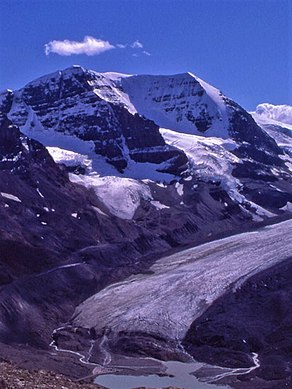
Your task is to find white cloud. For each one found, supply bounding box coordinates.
[44,36,115,56]
[256,103,292,125]
[131,40,143,49]
[116,43,127,49]
[44,36,148,57]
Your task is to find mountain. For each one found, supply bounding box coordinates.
[1,66,291,219]
[0,67,292,387]
[0,114,143,346]
[251,103,292,158]
[1,66,281,160]
[0,114,255,349]
[0,66,188,175]
[254,103,292,125]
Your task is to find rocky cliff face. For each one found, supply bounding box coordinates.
[1,66,284,175]
[183,256,292,387]
[2,66,291,220]
[120,72,281,159]
[0,116,161,346]
[1,67,187,174]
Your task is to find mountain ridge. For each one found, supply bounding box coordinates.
[1,66,291,221]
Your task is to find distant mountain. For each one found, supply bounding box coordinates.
[255,103,292,125]
[251,103,292,157]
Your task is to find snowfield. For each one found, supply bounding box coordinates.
[120,72,230,137]
[69,174,152,220]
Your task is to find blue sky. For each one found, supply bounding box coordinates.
[0,0,291,110]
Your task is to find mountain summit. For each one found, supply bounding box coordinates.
[1,66,291,217]
[1,66,281,169]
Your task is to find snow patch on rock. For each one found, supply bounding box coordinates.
[69,173,152,220]
[0,192,22,202]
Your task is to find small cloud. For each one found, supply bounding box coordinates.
[131,40,143,49]
[143,50,151,56]
[44,36,115,56]
[132,53,139,57]
[116,43,127,49]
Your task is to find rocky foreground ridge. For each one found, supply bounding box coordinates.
[0,361,104,389]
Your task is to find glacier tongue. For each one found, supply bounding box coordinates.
[72,219,292,351]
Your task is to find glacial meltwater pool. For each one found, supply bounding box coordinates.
[94,360,230,389]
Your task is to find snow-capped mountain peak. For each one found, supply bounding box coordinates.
[120,71,230,138]
[1,66,291,223]
[0,66,280,153]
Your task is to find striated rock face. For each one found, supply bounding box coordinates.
[1,67,187,174]
[120,72,282,160]
[120,72,222,135]
[1,66,284,176]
